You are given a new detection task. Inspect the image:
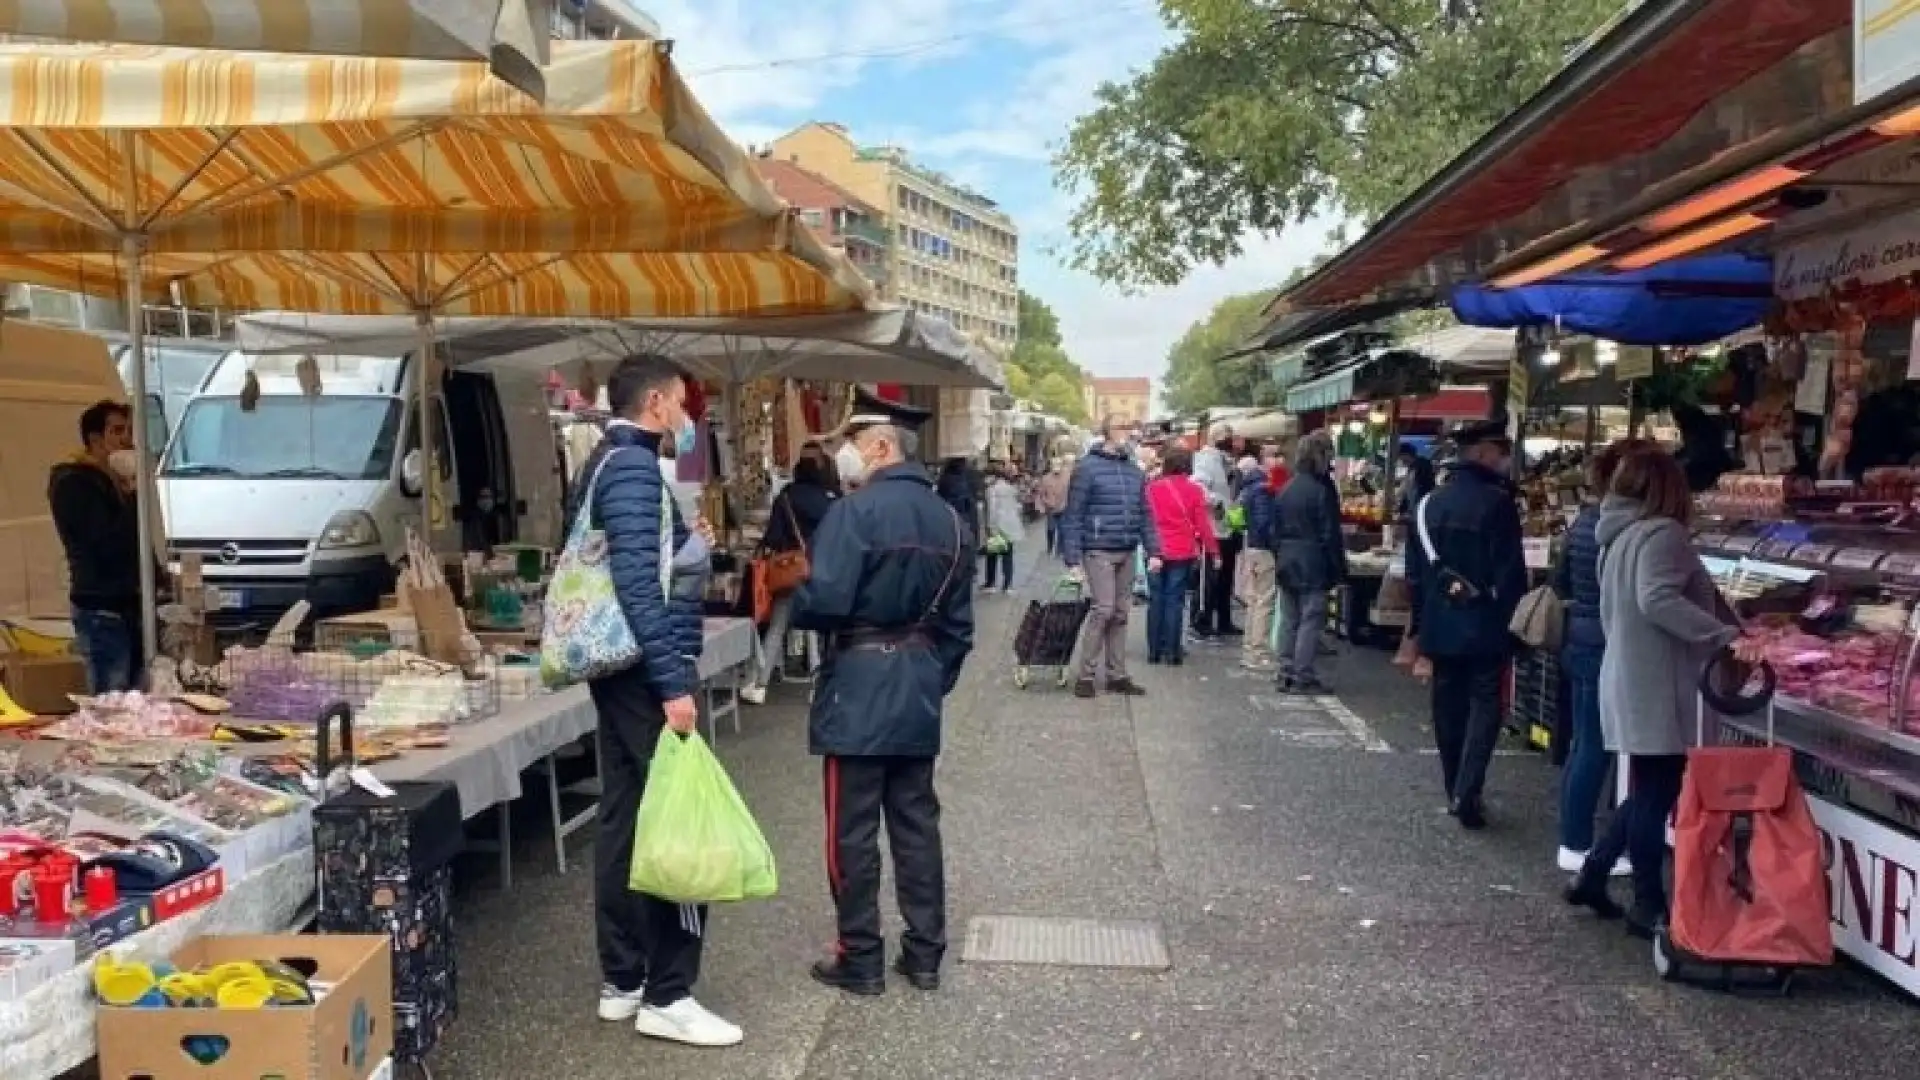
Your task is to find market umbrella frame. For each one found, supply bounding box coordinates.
[0,40,874,656]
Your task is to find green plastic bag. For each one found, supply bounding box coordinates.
[628,731,778,903]
[1225,503,1248,533]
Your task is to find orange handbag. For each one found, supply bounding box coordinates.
[760,497,811,595]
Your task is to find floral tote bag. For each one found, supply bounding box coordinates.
[540,450,673,688]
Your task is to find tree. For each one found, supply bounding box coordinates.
[1055,0,1623,289]
[1160,289,1278,414]
[1004,290,1090,422]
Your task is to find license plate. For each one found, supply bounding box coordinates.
[213,589,247,611]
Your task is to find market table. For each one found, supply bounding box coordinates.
[373,617,757,884]
[1,848,317,1080]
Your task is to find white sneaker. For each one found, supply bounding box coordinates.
[598,983,646,1022]
[633,996,743,1047]
[739,683,767,706]
[1557,847,1633,877]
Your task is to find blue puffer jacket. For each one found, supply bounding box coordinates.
[1060,444,1160,564]
[1553,502,1604,649]
[1240,480,1279,553]
[578,423,701,700]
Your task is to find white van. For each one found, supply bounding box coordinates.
[159,349,560,621]
[102,335,227,459]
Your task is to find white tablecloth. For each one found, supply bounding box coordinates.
[374,618,758,819]
[1,847,316,1080]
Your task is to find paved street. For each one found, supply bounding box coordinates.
[435,541,1920,1079]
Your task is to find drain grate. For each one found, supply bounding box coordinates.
[962,916,1171,970]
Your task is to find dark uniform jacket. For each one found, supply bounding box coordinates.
[1406,460,1527,659]
[575,423,702,702]
[793,463,976,758]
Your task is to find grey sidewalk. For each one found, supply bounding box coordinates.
[435,539,1920,1079]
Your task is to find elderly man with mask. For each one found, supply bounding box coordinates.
[1061,414,1161,698]
[1404,419,1528,830]
[794,395,975,997]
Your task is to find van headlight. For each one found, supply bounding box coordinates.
[318,511,381,550]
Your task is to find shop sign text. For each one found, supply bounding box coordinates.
[1811,796,1919,998]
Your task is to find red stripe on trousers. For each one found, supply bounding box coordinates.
[823,756,845,957]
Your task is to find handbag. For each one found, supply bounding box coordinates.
[1415,494,1485,607]
[1509,584,1565,651]
[761,495,811,595]
[540,449,671,687]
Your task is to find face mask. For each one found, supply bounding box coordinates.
[674,418,697,456]
[107,448,138,480]
[836,442,868,485]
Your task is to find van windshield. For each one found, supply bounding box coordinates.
[164,395,403,480]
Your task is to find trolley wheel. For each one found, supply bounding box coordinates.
[1012,667,1030,689]
[1652,928,1682,982]
[1056,668,1072,687]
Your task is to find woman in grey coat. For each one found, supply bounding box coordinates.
[1564,448,1751,936]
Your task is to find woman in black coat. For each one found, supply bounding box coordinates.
[742,456,837,702]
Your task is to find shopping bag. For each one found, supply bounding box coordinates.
[541,449,669,687]
[629,731,778,904]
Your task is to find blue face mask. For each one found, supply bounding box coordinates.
[674,418,697,456]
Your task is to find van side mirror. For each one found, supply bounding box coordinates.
[400,449,423,498]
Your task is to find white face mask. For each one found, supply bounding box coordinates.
[107,448,139,480]
[836,442,868,486]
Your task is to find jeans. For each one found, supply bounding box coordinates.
[1558,641,1607,852]
[984,546,1015,589]
[1145,559,1194,660]
[1275,588,1328,682]
[71,605,141,694]
[1589,754,1687,915]
[1429,654,1506,807]
[751,593,797,688]
[1074,550,1136,682]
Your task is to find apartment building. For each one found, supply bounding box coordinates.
[752,158,890,292]
[768,122,1020,348]
[6,0,664,336]
[1084,377,1152,427]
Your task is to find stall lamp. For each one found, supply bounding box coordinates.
[1640,165,1804,233]
[1612,210,1777,270]
[1540,348,1561,368]
[1489,243,1607,289]
[1346,420,1366,434]
[1874,104,1920,137]
[1596,340,1618,366]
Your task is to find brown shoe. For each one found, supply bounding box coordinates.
[1108,678,1147,696]
[1072,678,1096,698]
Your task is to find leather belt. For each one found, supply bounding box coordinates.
[834,627,933,651]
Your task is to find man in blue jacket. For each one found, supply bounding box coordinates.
[585,354,740,1047]
[794,396,974,996]
[1061,414,1161,699]
[1405,420,1527,830]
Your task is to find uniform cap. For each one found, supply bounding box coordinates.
[1449,419,1512,448]
[844,385,933,435]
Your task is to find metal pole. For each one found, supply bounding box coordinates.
[416,306,438,552]
[122,127,161,663]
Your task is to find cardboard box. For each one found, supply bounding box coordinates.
[99,933,394,1080]
[2,652,85,713]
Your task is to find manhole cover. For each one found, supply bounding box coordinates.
[962,916,1171,969]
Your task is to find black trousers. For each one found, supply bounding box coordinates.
[1202,534,1242,633]
[591,671,707,1005]
[1429,654,1506,807]
[984,547,1014,589]
[1590,754,1687,915]
[823,755,946,976]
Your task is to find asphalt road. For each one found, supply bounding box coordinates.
[431,538,1920,1080]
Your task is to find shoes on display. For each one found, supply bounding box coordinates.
[810,959,884,997]
[598,983,646,1022]
[633,997,744,1046]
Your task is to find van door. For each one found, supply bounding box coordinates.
[444,371,516,552]
[407,395,461,555]
[493,372,566,549]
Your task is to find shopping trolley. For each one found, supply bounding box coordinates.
[1011,578,1089,690]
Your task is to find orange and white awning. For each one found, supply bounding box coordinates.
[0,39,873,318]
[0,0,551,98]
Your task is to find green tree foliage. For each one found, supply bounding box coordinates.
[1160,290,1279,414]
[1004,290,1089,422]
[1055,0,1625,289]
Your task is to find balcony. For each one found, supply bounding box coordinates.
[838,215,891,249]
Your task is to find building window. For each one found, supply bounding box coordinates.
[799,208,825,229]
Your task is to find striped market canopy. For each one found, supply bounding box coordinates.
[0,39,873,318]
[0,0,550,98]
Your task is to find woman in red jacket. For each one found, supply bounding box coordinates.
[1144,445,1220,665]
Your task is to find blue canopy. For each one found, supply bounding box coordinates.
[1449,253,1771,347]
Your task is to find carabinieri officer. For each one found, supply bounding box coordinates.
[793,390,976,996]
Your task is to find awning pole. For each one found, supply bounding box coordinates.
[121,127,160,663]
[416,304,439,553]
